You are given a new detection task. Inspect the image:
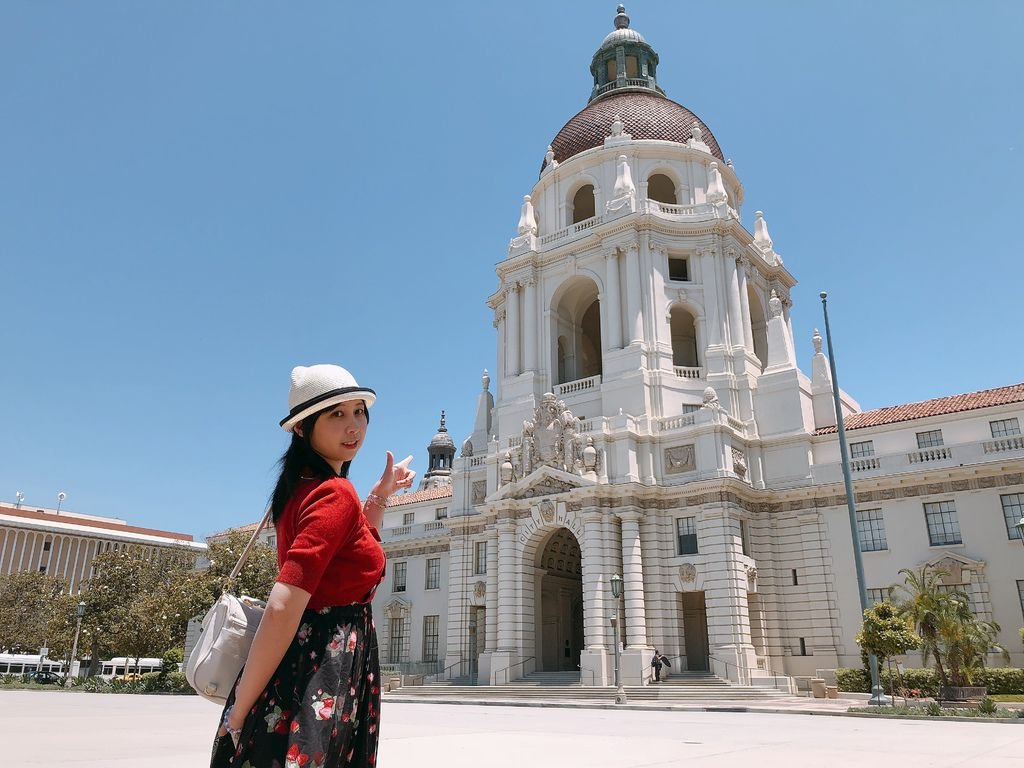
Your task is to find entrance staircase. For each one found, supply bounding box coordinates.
[389,670,792,703]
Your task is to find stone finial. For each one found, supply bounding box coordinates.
[769,289,783,318]
[701,386,722,409]
[613,154,635,199]
[517,194,537,236]
[726,158,734,168]
[461,436,474,457]
[500,451,514,484]
[754,210,773,251]
[544,144,558,170]
[691,124,703,143]
[706,161,728,205]
[812,329,823,355]
[439,410,447,431]
[614,4,629,29]
[482,369,490,391]
[610,114,624,137]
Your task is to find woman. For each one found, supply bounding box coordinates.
[212,364,415,767]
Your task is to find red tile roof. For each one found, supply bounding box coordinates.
[814,383,1024,435]
[0,504,195,541]
[386,485,454,508]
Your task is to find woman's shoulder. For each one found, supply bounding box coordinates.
[298,476,360,512]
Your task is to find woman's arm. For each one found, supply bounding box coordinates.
[223,581,311,732]
[365,451,417,529]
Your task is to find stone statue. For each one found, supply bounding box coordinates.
[812,328,823,355]
[544,144,558,170]
[610,114,624,137]
[517,194,537,236]
[612,154,635,199]
[769,289,783,318]
[701,386,722,410]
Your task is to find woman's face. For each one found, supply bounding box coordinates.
[306,400,369,472]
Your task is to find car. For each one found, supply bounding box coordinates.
[23,670,64,685]
[115,672,143,682]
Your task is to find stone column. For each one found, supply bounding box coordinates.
[506,283,521,377]
[485,531,498,652]
[493,311,505,382]
[700,248,723,347]
[581,511,607,649]
[624,244,642,345]
[524,277,538,372]
[496,520,517,650]
[605,249,622,350]
[724,252,744,350]
[617,510,648,647]
[736,257,753,352]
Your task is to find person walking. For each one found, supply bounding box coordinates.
[651,649,665,682]
[212,364,415,767]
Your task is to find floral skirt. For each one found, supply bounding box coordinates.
[211,603,380,768]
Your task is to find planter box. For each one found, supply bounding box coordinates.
[938,686,987,702]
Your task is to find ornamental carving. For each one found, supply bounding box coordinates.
[522,393,585,476]
[665,445,696,475]
[517,476,577,499]
[472,480,487,506]
[539,499,556,523]
[473,581,486,599]
[680,563,697,583]
[731,448,748,480]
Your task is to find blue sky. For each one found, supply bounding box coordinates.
[2,2,1022,538]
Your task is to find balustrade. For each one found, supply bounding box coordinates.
[984,436,1024,453]
[851,457,881,472]
[659,414,695,431]
[554,375,601,396]
[673,366,704,379]
[908,447,952,464]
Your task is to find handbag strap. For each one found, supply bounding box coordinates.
[228,505,274,581]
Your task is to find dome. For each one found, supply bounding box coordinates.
[430,430,455,449]
[542,91,724,172]
[598,27,646,48]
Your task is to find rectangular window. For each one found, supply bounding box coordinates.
[798,638,808,656]
[676,517,698,555]
[739,519,751,557]
[850,440,875,458]
[403,512,415,526]
[991,418,1021,438]
[393,561,407,593]
[867,588,889,606]
[266,534,276,548]
[924,500,962,546]
[1017,580,1024,623]
[425,557,441,590]
[435,507,448,520]
[42,541,51,552]
[474,541,487,575]
[668,257,689,281]
[39,565,47,573]
[916,430,944,449]
[792,569,799,586]
[389,617,405,663]
[1002,493,1024,540]
[855,509,888,552]
[422,615,440,662]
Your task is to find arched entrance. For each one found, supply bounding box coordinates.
[534,527,584,672]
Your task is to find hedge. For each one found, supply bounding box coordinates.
[837,667,1024,695]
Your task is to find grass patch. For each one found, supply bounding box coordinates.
[990,695,1024,703]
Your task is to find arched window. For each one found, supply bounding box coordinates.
[748,286,768,372]
[648,174,677,205]
[571,185,596,224]
[670,306,699,368]
[552,277,602,384]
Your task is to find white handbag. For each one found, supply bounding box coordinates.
[186,506,272,705]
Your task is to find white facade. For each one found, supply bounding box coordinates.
[365,8,1024,687]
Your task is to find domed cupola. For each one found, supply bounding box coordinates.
[541,5,724,173]
[589,5,664,103]
[420,410,456,489]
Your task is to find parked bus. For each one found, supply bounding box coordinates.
[98,657,163,678]
[0,653,65,675]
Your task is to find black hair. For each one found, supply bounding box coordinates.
[269,402,369,523]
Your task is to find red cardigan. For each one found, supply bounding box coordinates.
[275,477,386,610]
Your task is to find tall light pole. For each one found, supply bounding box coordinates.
[610,574,627,704]
[820,292,889,706]
[56,491,66,514]
[15,491,24,509]
[65,601,86,688]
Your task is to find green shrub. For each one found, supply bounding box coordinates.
[164,671,195,694]
[109,677,143,694]
[836,668,870,692]
[978,696,997,715]
[927,701,943,716]
[80,676,111,693]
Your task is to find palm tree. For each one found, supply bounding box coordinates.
[941,594,1009,687]
[895,567,952,687]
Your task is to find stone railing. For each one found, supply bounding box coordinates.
[908,447,952,464]
[984,436,1024,453]
[576,418,595,434]
[812,436,1024,484]
[384,521,449,541]
[538,215,604,248]
[673,366,704,379]
[507,435,523,448]
[468,456,486,468]
[554,375,601,397]
[659,414,695,432]
[649,200,700,216]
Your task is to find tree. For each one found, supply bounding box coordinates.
[0,571,67,652]
[203,532,278,603]
[856,600,920,666]
[895,567,954,687]
[895,567,1009,689]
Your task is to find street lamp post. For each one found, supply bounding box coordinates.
[820,292,890,706]
[65,601,86,688]
[609,574,627,704]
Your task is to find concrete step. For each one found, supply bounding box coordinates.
[389,683,789,701]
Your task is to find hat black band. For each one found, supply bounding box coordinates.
[281,386,377,424]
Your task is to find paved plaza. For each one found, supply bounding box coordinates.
[2,691,1023,767]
